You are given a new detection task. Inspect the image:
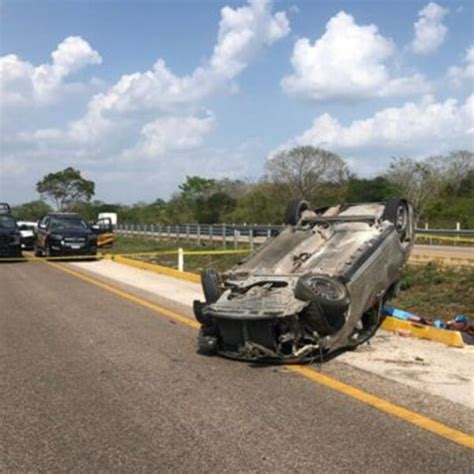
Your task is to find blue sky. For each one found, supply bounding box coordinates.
[1,0,473,204]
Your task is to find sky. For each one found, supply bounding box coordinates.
[1,0,473,205]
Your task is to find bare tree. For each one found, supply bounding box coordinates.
[385,157,445,220]
[432,150,474,194]
[265,146,349,202]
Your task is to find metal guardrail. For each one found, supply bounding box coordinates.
[116,222,474,248]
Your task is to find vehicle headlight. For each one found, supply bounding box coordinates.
[51,234,63,241]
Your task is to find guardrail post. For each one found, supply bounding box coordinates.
[167,225,171,239]
[234,229,238,249]
[178,247,184,272]
[222,224,227,249]
[209,225,213,243]
[267,228,271,240]
[197,225,201,245]
[151,224,155,236]
[249,229,254,251]
[186,224,190,242]
[176,224,179,241]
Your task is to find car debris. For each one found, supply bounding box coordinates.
[385,307,474,343]
[194,198,415,362]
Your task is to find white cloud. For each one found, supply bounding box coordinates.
[281,11,428,102]
[282,95,474,161]
[448,46,474,86]
[124,111,215,159]
[2,0,290,198]
[0,36,102,106]
[412,2,449,55]
[78,0,289,121]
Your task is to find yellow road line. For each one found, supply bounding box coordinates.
[48,261,474,451]
[47,261,200,329]
[291,365,474,450]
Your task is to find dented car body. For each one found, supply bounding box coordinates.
[194,198,415,363]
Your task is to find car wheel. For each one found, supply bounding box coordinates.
[382,198,409,240]
[295,274,349,308]
[201,269,222,304]
[302,301,346,336]
[284,199,309,225]
[295,274,349,335]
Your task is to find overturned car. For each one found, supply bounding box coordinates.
[194,198,415,363]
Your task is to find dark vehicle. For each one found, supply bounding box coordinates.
[0,203,22,259]
[194,198,415,363]
[34,213,111,257]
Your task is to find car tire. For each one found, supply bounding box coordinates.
[382,198,409,240]
[284,199,309,225]
[301,301,346,336]
[201,269,222,304]
[295,274,349,308]
[295,274,349,336]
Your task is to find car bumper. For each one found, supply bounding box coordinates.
[21,237,35,250]
[49,243,97,256]
[196,310,322,363]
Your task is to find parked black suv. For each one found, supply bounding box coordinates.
[34,213,99,257]
[0,203,22,259]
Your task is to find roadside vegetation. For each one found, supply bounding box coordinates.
[12,148,474,229]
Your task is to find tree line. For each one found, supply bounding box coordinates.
[12,147,474,228]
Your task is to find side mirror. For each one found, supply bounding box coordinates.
[91,224,99,231]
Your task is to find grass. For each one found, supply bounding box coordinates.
[392,263,474,321]
[108,235,473,321]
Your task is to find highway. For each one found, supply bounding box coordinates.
[1,261,473,472]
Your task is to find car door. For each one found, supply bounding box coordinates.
[36,216,49,250]
[92,218,114,248]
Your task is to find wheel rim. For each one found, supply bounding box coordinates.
[307,277,343,301]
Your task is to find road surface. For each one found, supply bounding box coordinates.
[1,261,473,472]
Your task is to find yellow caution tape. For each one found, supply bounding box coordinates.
[416,234,474,244]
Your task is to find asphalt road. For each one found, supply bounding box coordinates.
[1,261,473,473]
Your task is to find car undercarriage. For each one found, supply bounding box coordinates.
[194,198,415,363]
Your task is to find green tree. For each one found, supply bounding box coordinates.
[226,182,289,224]
[179,176,217,200]
[12,200,52,221]
[36,167,95,211]
[347,176,400,202]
